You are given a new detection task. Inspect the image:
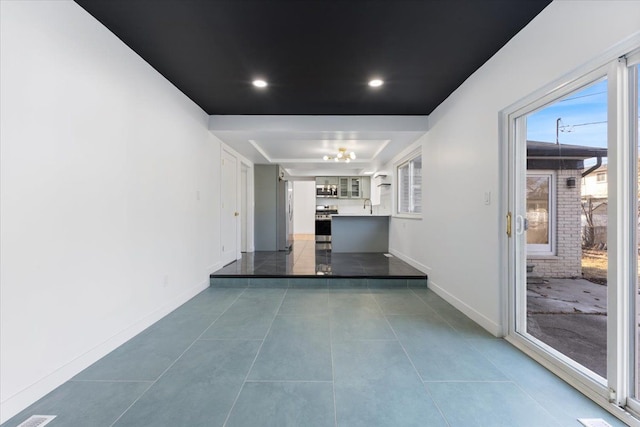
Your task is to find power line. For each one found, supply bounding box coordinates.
[559,91,606,102]
[559,120,607,132]
[565,120,607,128]
[557,117,639,134]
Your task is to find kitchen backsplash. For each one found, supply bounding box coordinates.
[316,196,391,215]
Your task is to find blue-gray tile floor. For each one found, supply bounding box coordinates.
[2,287,627,427]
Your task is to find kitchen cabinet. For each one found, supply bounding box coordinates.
[316,176,370,199]
[338,177,370,198]
[332,215,389,252]
[316,176,338,197]
[338,177,352,198]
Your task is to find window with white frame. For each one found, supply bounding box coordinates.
[526,172,555,255]
[397,153,422,215]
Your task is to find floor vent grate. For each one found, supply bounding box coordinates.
[578,419,612,427]
[16,415,56,427]
[383,253,394,258]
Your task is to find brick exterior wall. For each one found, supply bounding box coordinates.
[528,169,582,278]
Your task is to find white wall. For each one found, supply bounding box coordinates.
[293,181,316,234]
[0,1,223,421]
[387,0,640,335]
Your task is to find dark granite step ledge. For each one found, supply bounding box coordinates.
[210,275,428,289]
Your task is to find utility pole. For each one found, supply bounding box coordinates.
[556,117,561,144]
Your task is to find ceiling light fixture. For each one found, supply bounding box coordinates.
[323,148,356,163]
[368,79,384,87]
[252,79,268,88]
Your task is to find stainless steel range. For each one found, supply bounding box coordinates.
[315,205,338,245]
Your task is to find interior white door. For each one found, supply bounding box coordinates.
[221,150,238,265]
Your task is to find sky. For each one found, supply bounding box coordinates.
[526,68,639,167]
[526,78,608,149]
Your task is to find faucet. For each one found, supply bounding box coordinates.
[363,198,372,215]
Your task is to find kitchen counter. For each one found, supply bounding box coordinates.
[331,214,391,217]
[331,215,389,253]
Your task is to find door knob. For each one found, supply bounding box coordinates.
[234,212,239,216]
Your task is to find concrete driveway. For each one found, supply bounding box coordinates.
[527,278,607,378]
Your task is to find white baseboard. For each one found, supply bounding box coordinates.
[428,279,503,337]
[207,261,224,275]
[0,279,209,424]
[388,248,432,273]
[388,248,501,337]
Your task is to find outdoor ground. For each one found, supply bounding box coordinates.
[582,248,640,285]
[581,249,609,285]
[527,250,640,380]
[527,278,607,377]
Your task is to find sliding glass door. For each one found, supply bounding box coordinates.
[506,48,640,418]
[524,78,609,381]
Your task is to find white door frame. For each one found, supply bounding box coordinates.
[220,148,238,265]
[240,160,255,254]
[241,164,248,253]
[219,142,254,264]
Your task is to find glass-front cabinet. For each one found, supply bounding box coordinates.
[317,176,369,199]
[338,177,354,198]
[338,177,367,198]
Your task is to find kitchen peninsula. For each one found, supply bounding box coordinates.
[331,214,390,253]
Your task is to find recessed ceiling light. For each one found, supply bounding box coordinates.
[252,79,268,88]
[368,79,384,87]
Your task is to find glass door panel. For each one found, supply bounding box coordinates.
[351,178,361,198]
[521,78,609,380]
[338,177,349,198]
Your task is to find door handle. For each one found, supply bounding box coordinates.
[234,212,239,217]
[515,215,526,235]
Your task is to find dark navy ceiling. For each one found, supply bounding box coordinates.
[74,0,551,115]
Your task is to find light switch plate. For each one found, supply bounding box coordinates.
[577,418,613,427]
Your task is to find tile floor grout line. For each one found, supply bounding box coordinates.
[108,287,249,427]
[221,287,289,427]
[370,291,452,427]
[465,340,567,427]
[422,380,515,383]
[244,379,334,383]
[481,365,566,427]
[408,288,464,333]
[408,288,500,341]
[415,289,567,427]
[69,379,155,383]
[421,382,452,427]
